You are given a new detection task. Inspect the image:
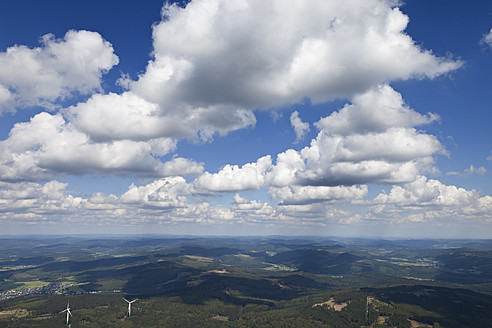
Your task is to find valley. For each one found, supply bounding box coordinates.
[0,236,491,327]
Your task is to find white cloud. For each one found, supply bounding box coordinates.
[481,28,492,48]
[2,0,483,234]
[315,84,439,135]
[266,149,305,187]
[120,177,190,209]
[0,30,118,113]
[195,84,444,199]
[0,181,64,202]
[0,82,451,226]
[65,92,172,142]
[269,184,368,205]
[41,180,68,199]
[147,138,178,157]
[374,176,477,206]
[268,85,444,187]
[447,165,487,177]
[297,129,442,186]
[194,155,272,192]
[0,112,201,180]
[315,127,442,163]
[465,165,487,176]
[0,178,237,226]
[159,157,204,177]
[274,202,359,225]
[231,194,275,219]
[0,85,13,109]
[477,196,492,216]
[467,166,485,176]
[171,202,236,223]
[0,177,354,228]
[65,91,256,142]
[370,176,492,223]
[487,150,492,161]
[0,180,85,220]
[190,105,256,141]
[0,174,489,232]
[0,0,462,184]
[138,0,460,109]
[290,111,310,143]
[96,0,461,142]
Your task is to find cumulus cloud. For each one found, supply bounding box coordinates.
[274,202,360,225]
[315,84,439,135]
[41,180,68,199]
[64,92,172,142]
[266,149,305,187]
[194,156,272,192]
[120,177,190,209]
[0,30,118,113]
[159,157,204,176]
[290,111,310,143]
[373,175,477,206]
[230,193,361,226]
[0,180,85,220]
[268,85,445,187]
[1,0,479,233]
[0,81,451,226]
[269,185,368,205]
[93,0,461,141]
[0,178,239,226]
[0,180,67,202]
[188,83,447,209]
[370,176,492,222]
[171,202,236,223]
[231,194,274,219]
[0,0,462,183]
[0,112,201,181]
[138,0,460,108]
[65,91,256,142]
[193,84,445,206]
[1,175,489,232]
[297,129,442,186]
[0,179,189,225]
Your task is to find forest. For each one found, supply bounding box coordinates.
[0,236,491,327]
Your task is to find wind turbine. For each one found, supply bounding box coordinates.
[60,302,72,325]
[123,298,138,318]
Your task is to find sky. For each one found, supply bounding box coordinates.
[0,0,491,238]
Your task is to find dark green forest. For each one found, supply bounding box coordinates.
[1,236,491,327]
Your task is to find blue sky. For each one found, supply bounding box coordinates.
[0,0,491,237]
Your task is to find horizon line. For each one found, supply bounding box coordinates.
[0,233,490,241]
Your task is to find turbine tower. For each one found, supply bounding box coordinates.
[60,302,72,325]
[124,298,138,318]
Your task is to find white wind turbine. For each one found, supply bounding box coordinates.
[60,302,72,325]
[123,298,138,318]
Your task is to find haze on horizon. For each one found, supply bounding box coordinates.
[0,0,491,238]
